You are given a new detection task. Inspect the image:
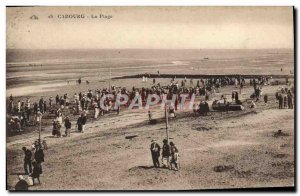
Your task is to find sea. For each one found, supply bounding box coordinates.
[6,49,294,97]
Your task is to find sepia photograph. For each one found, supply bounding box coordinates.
[6,6,295,191]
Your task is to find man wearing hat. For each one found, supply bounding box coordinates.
[150,139,161,168]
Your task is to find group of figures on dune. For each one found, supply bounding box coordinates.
[150,139,180,171]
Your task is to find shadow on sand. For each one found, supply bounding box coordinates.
[137,166,154,170]
[10,172,27,175]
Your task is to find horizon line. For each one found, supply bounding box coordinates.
[6,47,294,50]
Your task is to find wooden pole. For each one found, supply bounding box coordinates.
[165,101,169,143]
[39,119,41,142]
[109,68,111,91]
[39,114,42,143]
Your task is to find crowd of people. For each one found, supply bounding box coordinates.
[7,95,50,133]
[7,75,294,135]
[276,86,294,109]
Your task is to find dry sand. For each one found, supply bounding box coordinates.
[6,84,294,190]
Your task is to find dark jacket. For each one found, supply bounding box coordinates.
[35,149,44,163]
[65,119,71,129]
[162,144,171,157]
[81,116,87,125]
[31,165,41,178]
[24,150,32,162]
[150,143,160,157]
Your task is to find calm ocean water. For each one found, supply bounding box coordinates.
[6,49,294,97]
[6,49,293,65]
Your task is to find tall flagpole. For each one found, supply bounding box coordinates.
[109,68,111,91]
[165,100,169,143]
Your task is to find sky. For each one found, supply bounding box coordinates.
[6,6,294,49]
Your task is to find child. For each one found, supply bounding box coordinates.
[170,142,179,171]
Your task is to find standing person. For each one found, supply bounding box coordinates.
[204,100,209,116]
[65,94,69,109]
[76,114,86,133]
[283,95,287,108]
[64,116,71,137]
[31,162,41,185]
[17,100,21,113]
[81,113,87,132]
[174,95,178,111]
[148,110,152,121]
[94,102,100,119]
[264,94,268,103]
[55,95,59,105]
[288,91,293,109]
[22,147,32,175]
[33,102,38,114]
[26,97,31,110]
[79,92,82,101]
[80,98,85,112]
[74,93,79,104]
[9,94,13,102]
[231,92,235,102]
[170,142,179,171]
[8,100,14,114]
[49,96,53,107]
[150,139,161,168]
[39,97,44,113]
[43,101,47,113]
[25,99,31,122]
[116,104,120,115]
[235,92,239,103]
[278,94,283,109]
[52,120,58,136]
[199,101,205,116]
[34,145,44,175]
[56,116,63,137]
[76,115,83,132]
[60,96,65,109]
[240,82,243,94]
[161,139,171,169]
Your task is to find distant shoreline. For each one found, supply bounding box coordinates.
[6,48,294,51]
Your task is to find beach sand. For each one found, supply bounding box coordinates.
[6,49,294,190]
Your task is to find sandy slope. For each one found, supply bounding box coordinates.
[6,85,294,190]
